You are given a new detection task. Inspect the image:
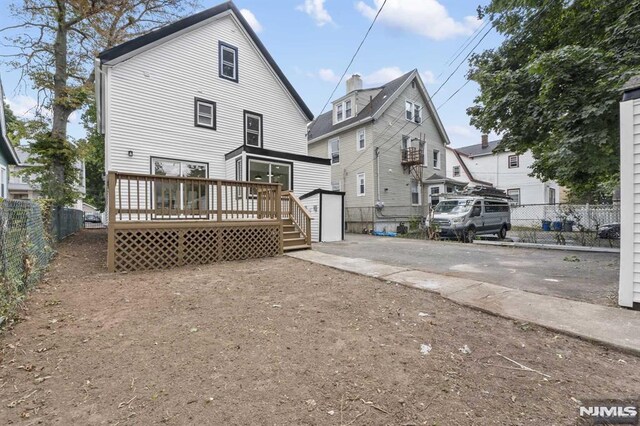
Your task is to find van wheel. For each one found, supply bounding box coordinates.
[498,225,507,240]
[465,226,476,243]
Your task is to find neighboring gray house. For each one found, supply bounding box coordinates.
[8,147,40,201]
[307,70,451,232]
[0,77,20,199]
[8,146,86,210]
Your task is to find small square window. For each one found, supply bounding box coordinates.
[244,111,262,147]
[219,42,238,82]
[331,181,341,191]
[452,165,460,177]
[194,98,216,129]
[508,155,519,168]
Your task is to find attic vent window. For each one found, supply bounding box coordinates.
[405,100,422,124]
[219,42,238,82]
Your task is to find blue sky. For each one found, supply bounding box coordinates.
[0,0,502,147]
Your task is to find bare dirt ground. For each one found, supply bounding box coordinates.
[0,230,638,425]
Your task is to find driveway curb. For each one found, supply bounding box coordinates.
[286,250,640,356]
[474,240,620,254]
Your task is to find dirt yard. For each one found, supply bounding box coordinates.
[0,230,638,425]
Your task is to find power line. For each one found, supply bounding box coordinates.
[308,0,388,135]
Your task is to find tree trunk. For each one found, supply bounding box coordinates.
[51,3,72,206]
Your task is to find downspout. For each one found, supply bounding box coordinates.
[375,146,380,202]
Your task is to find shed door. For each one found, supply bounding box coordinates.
[321,194,343,242]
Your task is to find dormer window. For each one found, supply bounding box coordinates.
[405,101,422,123]
[334,98,353,123]
[219,41,238,82]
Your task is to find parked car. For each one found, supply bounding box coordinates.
[597,223,620,239]
[84,213,102,223]
[430,196,511,242]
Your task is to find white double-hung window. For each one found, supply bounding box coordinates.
[219,42,238,82]
[356,173,365,196]
[329,138,340,164]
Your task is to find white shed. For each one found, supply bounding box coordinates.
[300,189,345,242]
[619,76,640,308]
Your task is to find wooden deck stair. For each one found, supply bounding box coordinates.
[282,218,311,252]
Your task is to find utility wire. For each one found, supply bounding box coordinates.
[308,0,388,135]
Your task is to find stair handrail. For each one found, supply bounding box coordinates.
[283,191,312,246]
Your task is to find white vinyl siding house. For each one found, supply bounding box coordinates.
[619,77,640,308]
[97,1,339,243]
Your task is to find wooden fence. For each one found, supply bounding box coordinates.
[107,172,285,272]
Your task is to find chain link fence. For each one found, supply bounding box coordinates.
[509,203,620,248]
[0,200,54,322]
[0,200,85,324]
[50,207,84,241]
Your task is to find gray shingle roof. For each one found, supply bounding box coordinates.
[308,70,415,141]
[455,140,502,158]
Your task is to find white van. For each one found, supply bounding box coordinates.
[430,196,511,242]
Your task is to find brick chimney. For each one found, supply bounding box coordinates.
[481,134,489,149]
[346,74,363,93]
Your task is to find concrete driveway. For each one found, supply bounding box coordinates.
[314,234,620,306]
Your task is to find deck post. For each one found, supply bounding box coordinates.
[276,185,283,254]
[107,172,116,272]
[216,180,222,221]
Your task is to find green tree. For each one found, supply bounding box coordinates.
[77,101,105,211]
[2,0,197,206]
[467,0,640,200]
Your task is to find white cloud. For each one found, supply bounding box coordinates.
[318,68,339,83]
[240,8,263,33]
[361,66,404,85]
[296,0,334,27]
[422,70,436,85]
[7,95,42,119]
[356,0,482,40]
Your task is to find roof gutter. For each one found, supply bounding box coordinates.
[307,116,374,144]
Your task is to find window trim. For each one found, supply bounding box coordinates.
[246,157,294,191]
[410,179,421,206]
[356,172,365,197]
[405,100,423,123]
[452,165,460,177]
[433,149,441,170]
[357,128,366,151]
[243,110,263,148]
[329,137,340,165]
[194,97,217,130]
[507,188,521,205]
[548,187,556,205]
[219,41,238,82]
[508,154,519,168]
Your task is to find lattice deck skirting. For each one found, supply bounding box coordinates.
[108,221,282,272]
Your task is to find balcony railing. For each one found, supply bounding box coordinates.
[401,147,424,165]
[108,171,281,222]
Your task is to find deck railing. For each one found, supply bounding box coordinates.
[281,191,312,246]
[108,171,281,222]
